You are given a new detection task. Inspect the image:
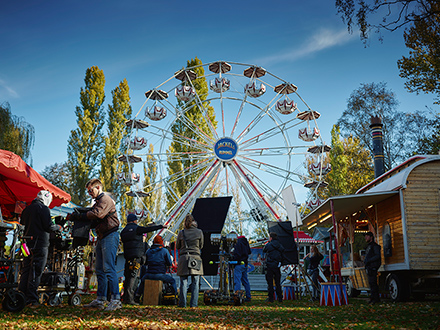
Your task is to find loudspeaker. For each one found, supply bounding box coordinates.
[267,221,299,265]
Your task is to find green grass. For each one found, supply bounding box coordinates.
[1,292,439,329]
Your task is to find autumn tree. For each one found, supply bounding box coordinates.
[416,112,440,154]
[0,102,35,163]
[67,66,106,205]
[397,1,440,103]
[304,125,373,200]
[325,125,374,197]
[335,0,440,42]
[100,78,132,217]
[166,57,217,208]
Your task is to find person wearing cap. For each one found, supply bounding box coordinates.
[364,231,381,304]
[134,235,177,303]
[232,232,252,302]
[263,232,285,303]
[120,214,165,305]
[18,190,62,308]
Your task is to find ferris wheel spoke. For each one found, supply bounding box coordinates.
[158,97,217,145]
[238,156,311,184]
[229,160,281,220]
[238,116,304,148]
[239,146,313,157]
[157,160,221,241]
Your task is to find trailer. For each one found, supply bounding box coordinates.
[302,155,440,301]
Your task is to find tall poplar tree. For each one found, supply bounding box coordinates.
[166,57,217,208]
[67,66,106,205]
[100,78,132,217]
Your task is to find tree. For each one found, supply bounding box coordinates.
[416,112,440,154]
[67,66,106,205]
[100,78,132,216]
[335,0,440,42]
[40,162,71,193]
[397,1,440,103]
[326,126,374,197]
[0,102,35,163]
[304,125,374,200]
[337,82,432,169]
[166,57,217,208]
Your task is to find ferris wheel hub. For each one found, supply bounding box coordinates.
[214,137,238,162]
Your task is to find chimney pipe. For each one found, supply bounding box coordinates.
[370,115,385,178]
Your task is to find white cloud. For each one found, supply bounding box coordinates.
[255,28,355,65]
[0,79,19,98]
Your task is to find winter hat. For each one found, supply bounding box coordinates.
[153,235,163,246]
[127,214,138,222]
[37,190,53,207]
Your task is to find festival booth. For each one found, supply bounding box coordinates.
[0,149,71,312]
[302,155,440,302]
[0,149,71,219]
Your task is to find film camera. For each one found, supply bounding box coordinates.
[204,232,245,306]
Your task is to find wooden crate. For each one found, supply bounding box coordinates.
[143,279,163,305]
[351,268,369,290]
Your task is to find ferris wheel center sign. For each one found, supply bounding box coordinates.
[214,137,238,162]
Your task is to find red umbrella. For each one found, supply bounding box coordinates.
[0,149,71,217]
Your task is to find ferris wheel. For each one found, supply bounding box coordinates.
[118,61,330,241]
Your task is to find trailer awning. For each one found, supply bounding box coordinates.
[302,191,399,229]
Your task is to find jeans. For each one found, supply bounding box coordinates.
[265,267,282,302]
[234,264,251,299]
[367,267,380,302]
[308,268,320,299]
[95,230,120,301]
[179,275,200,307]
[136,273,177,296]
[18,246,48,304]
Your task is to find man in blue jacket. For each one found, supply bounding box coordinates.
[134,235,176,303]
[120,214,164,305]
[232,233,252,302]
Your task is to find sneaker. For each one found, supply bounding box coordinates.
[104,299,122,311]
[244,297,251,302]
[84,299,107,309]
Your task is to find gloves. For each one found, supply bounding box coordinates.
[68,212,79,222]
[68,210,88,222]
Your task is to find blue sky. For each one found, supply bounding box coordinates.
[1,1,437,204]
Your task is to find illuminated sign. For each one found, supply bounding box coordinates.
[214,137,238,161]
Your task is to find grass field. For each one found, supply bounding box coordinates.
[1,292,439,329]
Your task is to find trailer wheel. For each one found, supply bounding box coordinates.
[346,278,360,298]
[388,274,409,302]
[2,290,26,313]
[48,293,62,307]
[68,294,82,306]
